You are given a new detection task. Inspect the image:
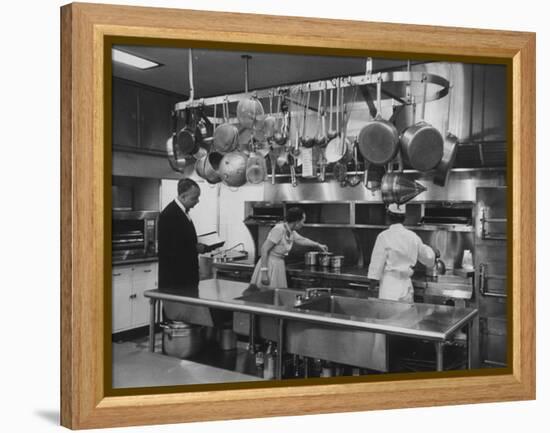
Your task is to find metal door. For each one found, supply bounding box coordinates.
[473,187,508,368]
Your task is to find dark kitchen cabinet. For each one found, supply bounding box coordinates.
[113,79,139,149]
[139,87,179,153]
[112,78,182,154]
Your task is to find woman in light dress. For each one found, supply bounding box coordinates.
[250,207,328,289]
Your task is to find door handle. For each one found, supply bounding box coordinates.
[479,263,507,298]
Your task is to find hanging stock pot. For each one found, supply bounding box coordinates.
[218,151,249,187]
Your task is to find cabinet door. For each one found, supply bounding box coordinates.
[139,88,176,154]
[112,266,133,332]
[112,79,139,149]
[131,262,157,328]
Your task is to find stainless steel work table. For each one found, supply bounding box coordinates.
[144,279,478,378]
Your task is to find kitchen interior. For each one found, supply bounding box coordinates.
[111,45,508,388]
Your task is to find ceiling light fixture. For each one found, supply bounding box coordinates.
[112,49,161,70]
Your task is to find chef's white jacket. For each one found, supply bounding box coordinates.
[367,223,435,302]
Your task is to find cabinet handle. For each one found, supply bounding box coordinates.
[347,282,369,288]
[143,269,152,273]
[129,294,137,299]
[113,273,121,277]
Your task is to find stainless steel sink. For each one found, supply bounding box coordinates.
[234,289,393,371]
[236,288,304,308]
[296,295,411,320]
[233,288,305,342]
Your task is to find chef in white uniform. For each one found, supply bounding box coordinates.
[367,203,436,302]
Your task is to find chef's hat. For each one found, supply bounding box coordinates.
[387,203,406,215]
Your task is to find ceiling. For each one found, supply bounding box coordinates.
[112,45,412,97]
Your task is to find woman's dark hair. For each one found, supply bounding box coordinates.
[286,207,305,223]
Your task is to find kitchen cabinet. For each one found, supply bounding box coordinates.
[112,80,139,149]
[139,87,179,153]
[112,78,181,154]
[112,261,158,333]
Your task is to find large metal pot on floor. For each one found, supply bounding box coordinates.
[161,321,204,358]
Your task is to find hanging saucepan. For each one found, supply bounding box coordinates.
[433,133,458,187]
[218,151,248,187]
[175,108,199,156]
[245,150,267,184]
[237,95,265,130]
[433,83,458,187]
[213,98,239,153]
[357,76,399,165]
[195,152,224,184]
[194,106,214,148]
[400,76,444,171]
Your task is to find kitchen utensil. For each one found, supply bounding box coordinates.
[236,82,264,129]
[314,85,328,147]
[461,250,474,271]
[161,321,203,359]
[305,251,319,266]
[433,84,458,186]
[357,75,399,165]
[300,86,315,148]
[330,255,344,270]
[218,151,248,187]
[400,76,444,171]
[381,162,427,205]
[327,85,337,140]
[273,92,289,146]
[213,99,239,153]
[195,151,223,184]
[268,148,278,184]
[175,108,199,156]
[318,252,334,267]
[333,161,347,186]
[347,141,362,187]
[246,150,267,184]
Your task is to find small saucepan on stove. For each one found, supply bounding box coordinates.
[318,252,334,267]
[330,255,344,270]
[305,251,320,266]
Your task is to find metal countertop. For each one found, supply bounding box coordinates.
[145,279,477,341]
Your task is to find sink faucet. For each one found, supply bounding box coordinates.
[223,242,245,254]
[304,287,332,299]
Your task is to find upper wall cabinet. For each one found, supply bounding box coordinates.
[112,78,182,155]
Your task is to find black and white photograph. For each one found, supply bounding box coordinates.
[110,45,508,388]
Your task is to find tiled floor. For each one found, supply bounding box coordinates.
[112,333,263,389]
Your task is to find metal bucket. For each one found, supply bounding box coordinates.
[161,321,204,358]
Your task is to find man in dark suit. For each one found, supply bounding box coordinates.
[158,178,231,328]
[158,178,207,319]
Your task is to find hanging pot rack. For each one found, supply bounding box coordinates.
[174,61,450,119]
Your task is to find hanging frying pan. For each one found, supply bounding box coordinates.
[400,75,444,171]
[357,75,399,165]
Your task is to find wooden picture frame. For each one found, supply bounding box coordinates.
[60,2,535,429]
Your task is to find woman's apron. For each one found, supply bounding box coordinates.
[250,223,294,290]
